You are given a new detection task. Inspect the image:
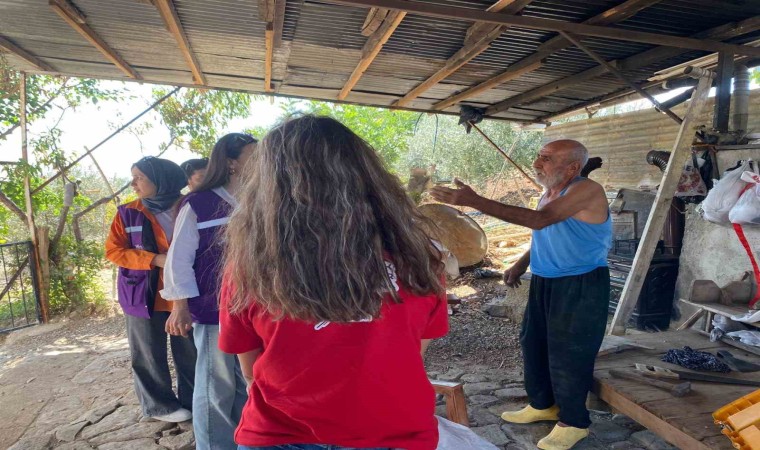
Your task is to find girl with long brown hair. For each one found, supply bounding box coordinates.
[218,116,449,450]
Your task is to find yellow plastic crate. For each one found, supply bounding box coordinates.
[714,389,760,450]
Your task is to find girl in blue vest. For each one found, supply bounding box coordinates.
[162,133,257,450]
[105,156,197,423]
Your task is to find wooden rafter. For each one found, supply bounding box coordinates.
[49,0,141,79]
[338,10,406,100]
[0,36,55,72]
[531,15,760,121]
[324,0,760,57]
[392,0,533,108]
[259,0,284,92]
[154,0,206,85]
[433,0,662,110]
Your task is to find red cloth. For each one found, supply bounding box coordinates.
[218,269,448,450]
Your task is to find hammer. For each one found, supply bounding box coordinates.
[609,369,691,397]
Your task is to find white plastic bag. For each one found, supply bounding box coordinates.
[436,416,499,450]
[703,160,755,223]
[727,330,760,347]
[729,171,760,224]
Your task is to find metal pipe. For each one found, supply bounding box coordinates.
[733,65,750,133]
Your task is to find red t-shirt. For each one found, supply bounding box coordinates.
[218,266,448,450]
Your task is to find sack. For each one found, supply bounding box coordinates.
[703,160,755,224]
[729,172,760,225]
[435,416,498,450]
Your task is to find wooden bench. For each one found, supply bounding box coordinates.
[431,379,469,426]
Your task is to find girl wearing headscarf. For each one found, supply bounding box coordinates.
[162,133,256,450]
[105,156,197,423]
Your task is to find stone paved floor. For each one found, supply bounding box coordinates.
[1,317,679,450]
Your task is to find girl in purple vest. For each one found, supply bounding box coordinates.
[162,133,257,450]
[105,156,197,423]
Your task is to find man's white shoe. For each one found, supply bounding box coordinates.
[152,408,192,423]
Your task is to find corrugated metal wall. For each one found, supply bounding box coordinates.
[543,92,760,190]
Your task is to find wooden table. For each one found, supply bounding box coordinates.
[593,330,760,450]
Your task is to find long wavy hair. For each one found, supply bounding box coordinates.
[224,115,444,322]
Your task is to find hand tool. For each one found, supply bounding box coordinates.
[608,369,691,397]
[635,364,760,386]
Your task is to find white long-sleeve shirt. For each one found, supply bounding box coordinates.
[160,187,237,300]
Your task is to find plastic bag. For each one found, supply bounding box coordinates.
[727,330,760,347]
[729,171,760,224]
[675,157,707,197]
[703,160,754,224]
[436,416,499,450]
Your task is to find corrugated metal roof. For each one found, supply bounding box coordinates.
[1,0,760,122]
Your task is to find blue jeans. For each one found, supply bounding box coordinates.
[240,446,390,450]
[193,323,249,450]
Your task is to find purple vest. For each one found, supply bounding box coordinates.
[116,205,160,319]
[182,190,232,324]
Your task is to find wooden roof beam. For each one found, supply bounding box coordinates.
[433,0,663,110]
[489,15,760,116]
[154,0,205,85]
[0,36,55,72]
[324,0,760,57]
[392,0,533,108]
[259,0,285,92]
[49,0,141,79]
[338,10,406,100]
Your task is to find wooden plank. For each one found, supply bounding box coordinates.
[536,16,760,121]
[338,10,406,100]
[676,309,705,331]
[324,0,760,57]
[595,381,714,450]
[361,8,389,36]
[431,380,469,426]
[0,36,55,72]
[273,0,287,47]
[49,0,141,80]
[464,0,534,45]
[264,23,274,92]
[154,0,206,85]
[609,73,713,335]
[432,58,543,110]
[557,31,683,125]
[433,0,662,110]
[679,299,760,329]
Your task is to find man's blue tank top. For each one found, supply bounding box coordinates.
[530,177,612,278]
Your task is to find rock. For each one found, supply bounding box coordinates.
[80,406,140,440]
[471,424,510,446]
[158,430,195,450]
[7,433,54,450]
[611,414,646,431]
[460,373,489,383]
[73,400,122,425]
[426,371,441,379]
[501,421,554,449]
[74,351,130,385]
[435,404,448,418]
[482,297,511,318]
[56,421,89,442]
[97,438,164,450]
[609,442,646,450]
[463,382,500,396]
[468,394,500,407]
[162,428,182,437]
[438,369,466,382]
[469,409,501,426]
[630,430,677,450]
[494,387,528,400]
[177,420,193,432]
[590,420,633,443]
[56,442,96,450]
[89,421,174,445]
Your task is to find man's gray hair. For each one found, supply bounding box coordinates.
[570,143,589,169]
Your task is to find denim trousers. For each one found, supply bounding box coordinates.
[125,312,196,417]
[193,323,249,450]
[240,445,391,450]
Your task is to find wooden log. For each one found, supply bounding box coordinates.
[154,0,206,85]
[264,23,275,92]
[0,36,55,72]
[610,72,714,335]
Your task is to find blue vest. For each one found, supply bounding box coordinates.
[530,178,612,278]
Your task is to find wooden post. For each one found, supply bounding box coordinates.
[19,73,50,323]
[609,71,714,335]
[713,52,733,133]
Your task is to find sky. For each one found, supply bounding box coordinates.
[1,81,285,180]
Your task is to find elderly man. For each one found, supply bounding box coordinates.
[430,139,611,450]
